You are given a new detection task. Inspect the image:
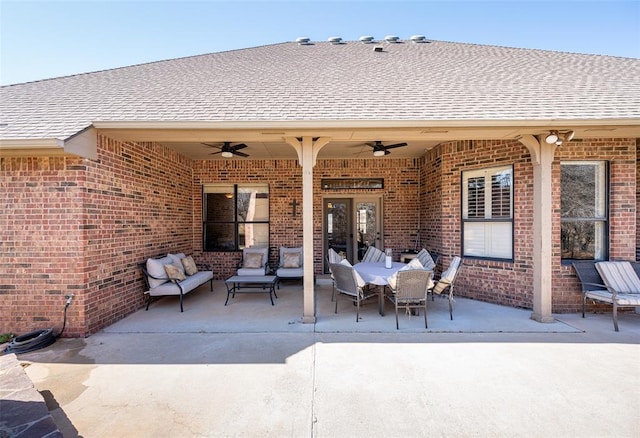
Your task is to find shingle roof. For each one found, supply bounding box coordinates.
[1,40,639,141]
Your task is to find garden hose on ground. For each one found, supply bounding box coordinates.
[3,295,72,354]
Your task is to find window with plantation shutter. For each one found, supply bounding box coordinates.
[462,166,513,260]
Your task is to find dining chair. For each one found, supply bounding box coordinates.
[386,269,432,329]
[330,262,377,322]
[327,248,343,301]
[428,256,462,320]
[362,246,385,263]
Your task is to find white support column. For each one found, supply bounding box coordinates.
[285,136,331,323]
[519,135,557,323]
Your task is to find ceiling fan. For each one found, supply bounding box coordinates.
[203,142,249,158]
[364,141,408,157]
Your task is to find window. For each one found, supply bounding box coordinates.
[561,161,608,260]
[203,184,269,251]
[462,166,513,259]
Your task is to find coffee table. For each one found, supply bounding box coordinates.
[224,275,279,305]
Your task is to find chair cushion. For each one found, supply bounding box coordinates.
[585,290,640,306]
[339,259,366,288]
[244,252,264,269]
[416,249,436,271]
[164,263,186,281]
[181,256,198,276]
[388,258,425,290]
[283,252,301,268]
[596,261,640,293]
[146,256,173,288]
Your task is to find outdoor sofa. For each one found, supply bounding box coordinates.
[140,253,213,312]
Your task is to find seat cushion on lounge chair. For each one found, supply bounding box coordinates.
[596,261,640,294]
[585,290,640,306]
[277,267,304,278]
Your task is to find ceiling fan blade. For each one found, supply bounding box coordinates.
[233,150,250,157]
[383,142,408,150]
[231,143,248,151]
[209,150,223,155]
[202,142,222,150]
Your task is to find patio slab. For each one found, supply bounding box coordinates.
[11,281,640,437]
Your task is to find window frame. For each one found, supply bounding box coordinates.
[202,183,270,252]
[560,160,609,261]
[461,165,514,261]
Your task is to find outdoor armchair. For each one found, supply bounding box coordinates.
[428,256,462,320]
[276,247,304,281]
[236,246,269,276]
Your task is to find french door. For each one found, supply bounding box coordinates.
[323,197,382,272]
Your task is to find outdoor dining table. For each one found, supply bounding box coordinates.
[353,261,407,315]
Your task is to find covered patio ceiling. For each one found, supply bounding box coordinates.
[94,120,640,160]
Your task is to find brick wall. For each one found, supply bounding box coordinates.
[2,134,636,336]
[637,138,640,261]
[193,157,421,278]
[421,138,637,313]
[0,135,194,337]
[1,156,87,336]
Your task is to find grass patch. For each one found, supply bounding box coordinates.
[0,333,15,343]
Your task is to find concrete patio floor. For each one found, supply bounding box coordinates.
[13,281,640,437]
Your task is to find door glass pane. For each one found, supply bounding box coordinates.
[327,201,348,259]
[356,202,377,262]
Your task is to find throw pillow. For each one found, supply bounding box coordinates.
[181,256,198,276]
[244,252,264,269]
[164,263,186,281]
[283,252,300,268]
[168,253,186,274]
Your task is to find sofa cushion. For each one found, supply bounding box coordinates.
[167,253,186,274]
[146,256,173,288]
[164,263,186,281]
[181,256,198,276]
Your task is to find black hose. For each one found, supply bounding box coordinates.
[3,300,70,354]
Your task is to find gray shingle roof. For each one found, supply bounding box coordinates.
[1,40,639,140]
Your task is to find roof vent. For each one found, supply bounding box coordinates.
[328,36,343,45]
[373,46,384,52]
[296,37,312,45]
[410,35,426,43]
[384,35,400,43]
[359,36,375,44]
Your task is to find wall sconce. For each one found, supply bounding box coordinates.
[545,130,575,146]
[225,193,233,199]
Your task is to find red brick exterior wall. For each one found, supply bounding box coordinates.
[1,135,193,336]
[637,138,640,261]
[420,138,637,313]
[193,157,421,278]
[1,135,637,336]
